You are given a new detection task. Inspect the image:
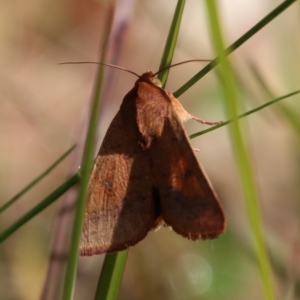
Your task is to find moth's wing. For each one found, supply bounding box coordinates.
[152,112,225,240]
[136,83,225,240]
[80,95,155,255]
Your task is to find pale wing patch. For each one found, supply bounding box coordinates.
[80,108,155,255]
[136,82,170,147]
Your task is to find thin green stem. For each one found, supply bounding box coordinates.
[249,63,300,139]
[189,90,300,139]
[0,145,75,214]
[175,0,297,97]
[94,251,128,300]
[157,0,186,87]
[62,9,114,300]
[0,174,79,243]
[205,1,275,299]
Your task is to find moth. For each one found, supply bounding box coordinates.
[80,68,225,256]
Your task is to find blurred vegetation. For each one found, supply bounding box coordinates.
[1,1,300,300]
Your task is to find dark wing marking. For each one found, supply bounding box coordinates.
[151,112,225,240]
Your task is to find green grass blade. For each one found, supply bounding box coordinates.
[94,251,128,300]
[62,11,114,300]
[189,90,300,139]
[175,0,296,97]
[157,0,186,86]
[0,145,75,214]
[249,63,300,138]
[205,1,275,299]
[0,173,79,243]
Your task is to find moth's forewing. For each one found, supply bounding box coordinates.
[136,79,225,240]
[80,89,156,256]
[151,114,225,240]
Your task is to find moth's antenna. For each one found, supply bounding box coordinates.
[152,59,212,77]
[59,61,140,78]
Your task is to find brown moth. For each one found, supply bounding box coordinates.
[80,70,225,256]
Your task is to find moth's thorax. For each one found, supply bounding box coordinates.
[135,72,191,124]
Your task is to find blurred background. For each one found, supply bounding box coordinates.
[1,0,300,299]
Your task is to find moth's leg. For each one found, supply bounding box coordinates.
[167,91,222,126]
[189,114,222,126]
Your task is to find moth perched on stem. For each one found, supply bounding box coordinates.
[77,62,225,255]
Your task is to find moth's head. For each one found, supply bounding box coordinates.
[138,71,162,88]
